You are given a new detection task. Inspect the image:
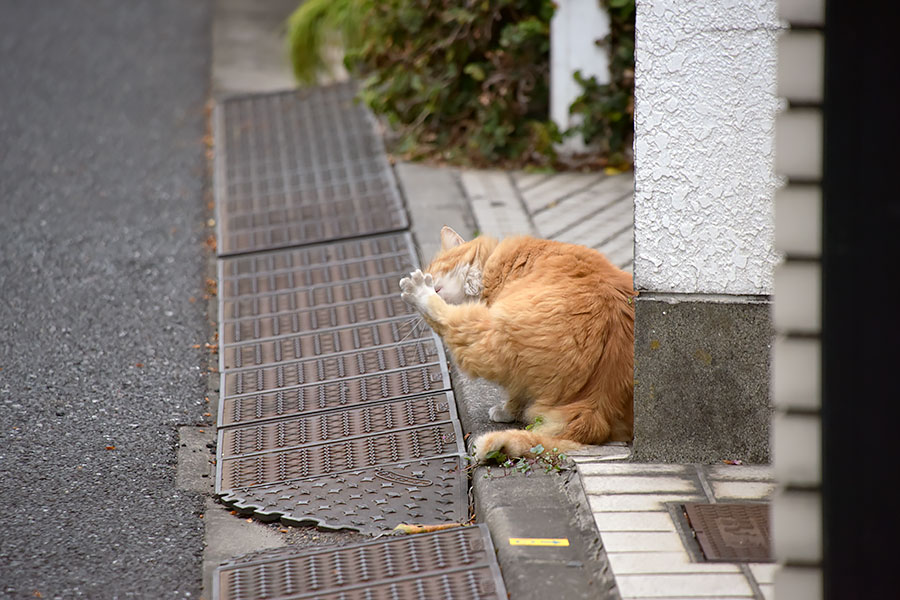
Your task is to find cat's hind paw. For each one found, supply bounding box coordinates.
[471,432,504,462]
[399,269,436,315]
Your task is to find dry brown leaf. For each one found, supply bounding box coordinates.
[393,523,465,534]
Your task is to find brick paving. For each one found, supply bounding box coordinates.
[461,169,634,271]
[573,458,775,600]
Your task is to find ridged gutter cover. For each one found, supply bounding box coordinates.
[213,82,408,255]
[213,525,507,600]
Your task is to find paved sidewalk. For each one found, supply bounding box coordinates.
[574,459,775,599]
[460,169,635,271]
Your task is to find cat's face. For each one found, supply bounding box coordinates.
[430,263,480,304]
[426,227,484,304]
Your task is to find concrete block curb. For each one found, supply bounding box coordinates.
[473,467,620,600]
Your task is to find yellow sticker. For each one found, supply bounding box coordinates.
[508,537,570,547]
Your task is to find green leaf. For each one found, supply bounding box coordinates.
[463,64,486,82]
[525,415,545,431]
[485,450,508,463]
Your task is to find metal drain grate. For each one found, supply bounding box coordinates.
[223,339,444,394]
[219,417,461,489]
[683,503,772,562]
[218,233,417,324]
[221,296,416,353]
[219,456,465,531]
[214,83,408,255]
[219,369,450,427]
[213,525,507,600]
[222,320,435,371]
[219,394,460,458]
[216,232,466,531]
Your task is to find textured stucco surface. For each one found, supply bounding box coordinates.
[634,0,781,294]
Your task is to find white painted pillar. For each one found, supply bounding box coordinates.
[550,0,611,152]
[633,0,781,295]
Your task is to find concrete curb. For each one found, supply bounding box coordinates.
[473,467,619,600]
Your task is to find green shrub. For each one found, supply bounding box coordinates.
[287,0,634,168]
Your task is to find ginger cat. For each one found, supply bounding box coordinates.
[400,226,635,460]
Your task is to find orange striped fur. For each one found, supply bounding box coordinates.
[400,226,635,460]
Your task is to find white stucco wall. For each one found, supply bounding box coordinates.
[634,0,781,295]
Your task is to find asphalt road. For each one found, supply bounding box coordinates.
[0,1,213,597]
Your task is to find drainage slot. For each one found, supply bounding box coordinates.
[683,502,772,563]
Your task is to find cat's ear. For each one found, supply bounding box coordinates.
[440,226,466,251]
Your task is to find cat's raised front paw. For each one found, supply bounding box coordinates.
[399,269,436,314]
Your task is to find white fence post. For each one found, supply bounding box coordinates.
[550,0,612,153]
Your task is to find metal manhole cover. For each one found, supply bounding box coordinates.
[683,503,772,562]
[214,83,408,255]
[213,525,507,600]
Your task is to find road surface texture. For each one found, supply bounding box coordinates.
[0,1,213,597]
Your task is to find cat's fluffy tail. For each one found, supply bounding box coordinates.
[471,429,583,460]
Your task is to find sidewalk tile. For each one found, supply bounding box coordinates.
[579,463,692,476]
[520,172,603,213]
[588,493,706,512]
[460,170,534,238]
[598,226,634,270]
[710,480,776,501]
[532,176,632,238]
[607,552,742,575]
[593,511,677,532]
[569,452,632,464]
[553,196,633,248]
[600,531,687,553]
[511,171,553,192]
[748,563,778,584]
[615,573,754,598]
[704,465,773,481]
[582,475,698,495]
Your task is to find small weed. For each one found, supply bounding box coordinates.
[524,415,544,431]
[470,443,569,478]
